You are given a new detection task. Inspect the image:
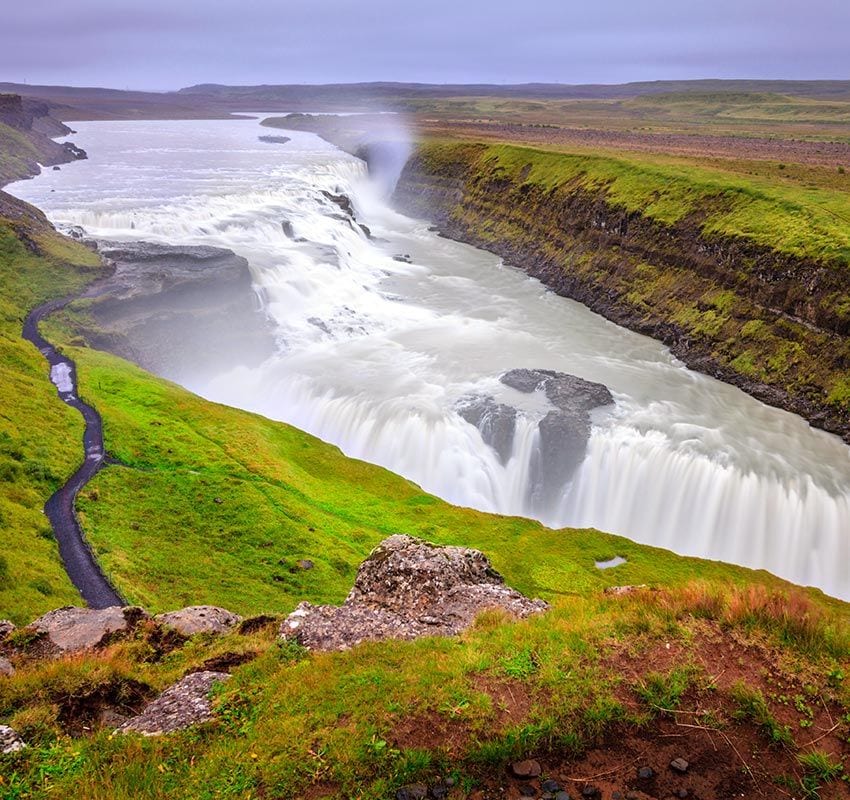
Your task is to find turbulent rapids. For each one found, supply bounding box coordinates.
[10,116,850,599]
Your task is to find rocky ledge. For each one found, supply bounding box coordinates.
[281,535,547,651]
[72,240,277,385]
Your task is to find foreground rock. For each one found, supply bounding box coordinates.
[0,725,25,754]
[118,671,229,736]
[30,606,148,653]
[155,606,243,636]
[281,535,547,650]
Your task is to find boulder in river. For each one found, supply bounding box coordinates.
[501,369,613,512]
[280,535,547,650]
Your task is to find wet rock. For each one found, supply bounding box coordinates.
[637,766,654,779]
[457,395,517,464]
[500,369,613,511]
[396,784,428,800]
[281,535,547,651]
[118,671,229,736]
[321,190,355,217]
[155,606,242,636]
[511,759,543,778]
[62,142,87,160]
[281,220,296,238]
[358,223,373,239]
[670,757,690,774]
[52,165,61,171]
[0,620,15,638]
[0,725,25,754]
[0,657,14,677]
[393,253,413,263]
[258,135,291,145]
[31,606,147,653]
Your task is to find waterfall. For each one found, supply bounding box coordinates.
[9,116,850,599]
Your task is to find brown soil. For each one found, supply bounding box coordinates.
[417,120,850,168]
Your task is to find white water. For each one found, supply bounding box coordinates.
[10,117,850,599]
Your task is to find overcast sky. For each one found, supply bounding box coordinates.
[2,0,848,90]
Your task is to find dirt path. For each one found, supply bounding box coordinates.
[23,297,124,608]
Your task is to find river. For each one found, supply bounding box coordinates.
[9,115,850,599]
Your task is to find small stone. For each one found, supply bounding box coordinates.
[213,497,223,504]
[612,793,623,800]
[675,790,689,799]
[444,777,456,788]
[542,779,561,793]
[581,787,601,799]
[0,620,15,638]
[396,784,428,800]
[519,785,536,797]
[638,766,654,779]
[670,758,690,774]
[541,794,553,800]
[430,783,449,800]
[0,657,14,677]
[626,793,641,800]
[0,725,25,753]
[554,792,572,800]
[512,759,543,778]
[297,559,314,570]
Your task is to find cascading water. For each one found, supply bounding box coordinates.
[9,116,850,599]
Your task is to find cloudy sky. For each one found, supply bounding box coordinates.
[2,0,848,90]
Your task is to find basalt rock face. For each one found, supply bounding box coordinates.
[393,144,850,443]
[0,93,84,185]
[456,395,517,465]
[77,241,276,386]
[281,535,547,651]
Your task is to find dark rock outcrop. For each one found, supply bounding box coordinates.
[258,135,291,145]
[281,535,547,651]
[502,369,613,511]
[77,241,276,385]
[457,395,518,464]
[117,671,229,736]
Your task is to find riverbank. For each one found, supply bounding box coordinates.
[390,140,850,444]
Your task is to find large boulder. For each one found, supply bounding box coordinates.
[30,606,147,653]
[154,606,242,636]
[281,535,547,651]
[0,725,26,754]
[118,671,230,736]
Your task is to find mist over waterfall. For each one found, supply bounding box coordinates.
[10,116,850,600]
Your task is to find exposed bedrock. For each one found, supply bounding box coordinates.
[458,369,613,511]
[76,240,276,386]
[281,535,547,651]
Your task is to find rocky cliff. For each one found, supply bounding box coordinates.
[0,93,87,186]
[393,141,850,443]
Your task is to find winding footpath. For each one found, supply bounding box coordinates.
[23,297,124,608]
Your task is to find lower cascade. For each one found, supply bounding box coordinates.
[9,116,850,599]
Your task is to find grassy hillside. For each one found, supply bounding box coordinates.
[0,194,105,622]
